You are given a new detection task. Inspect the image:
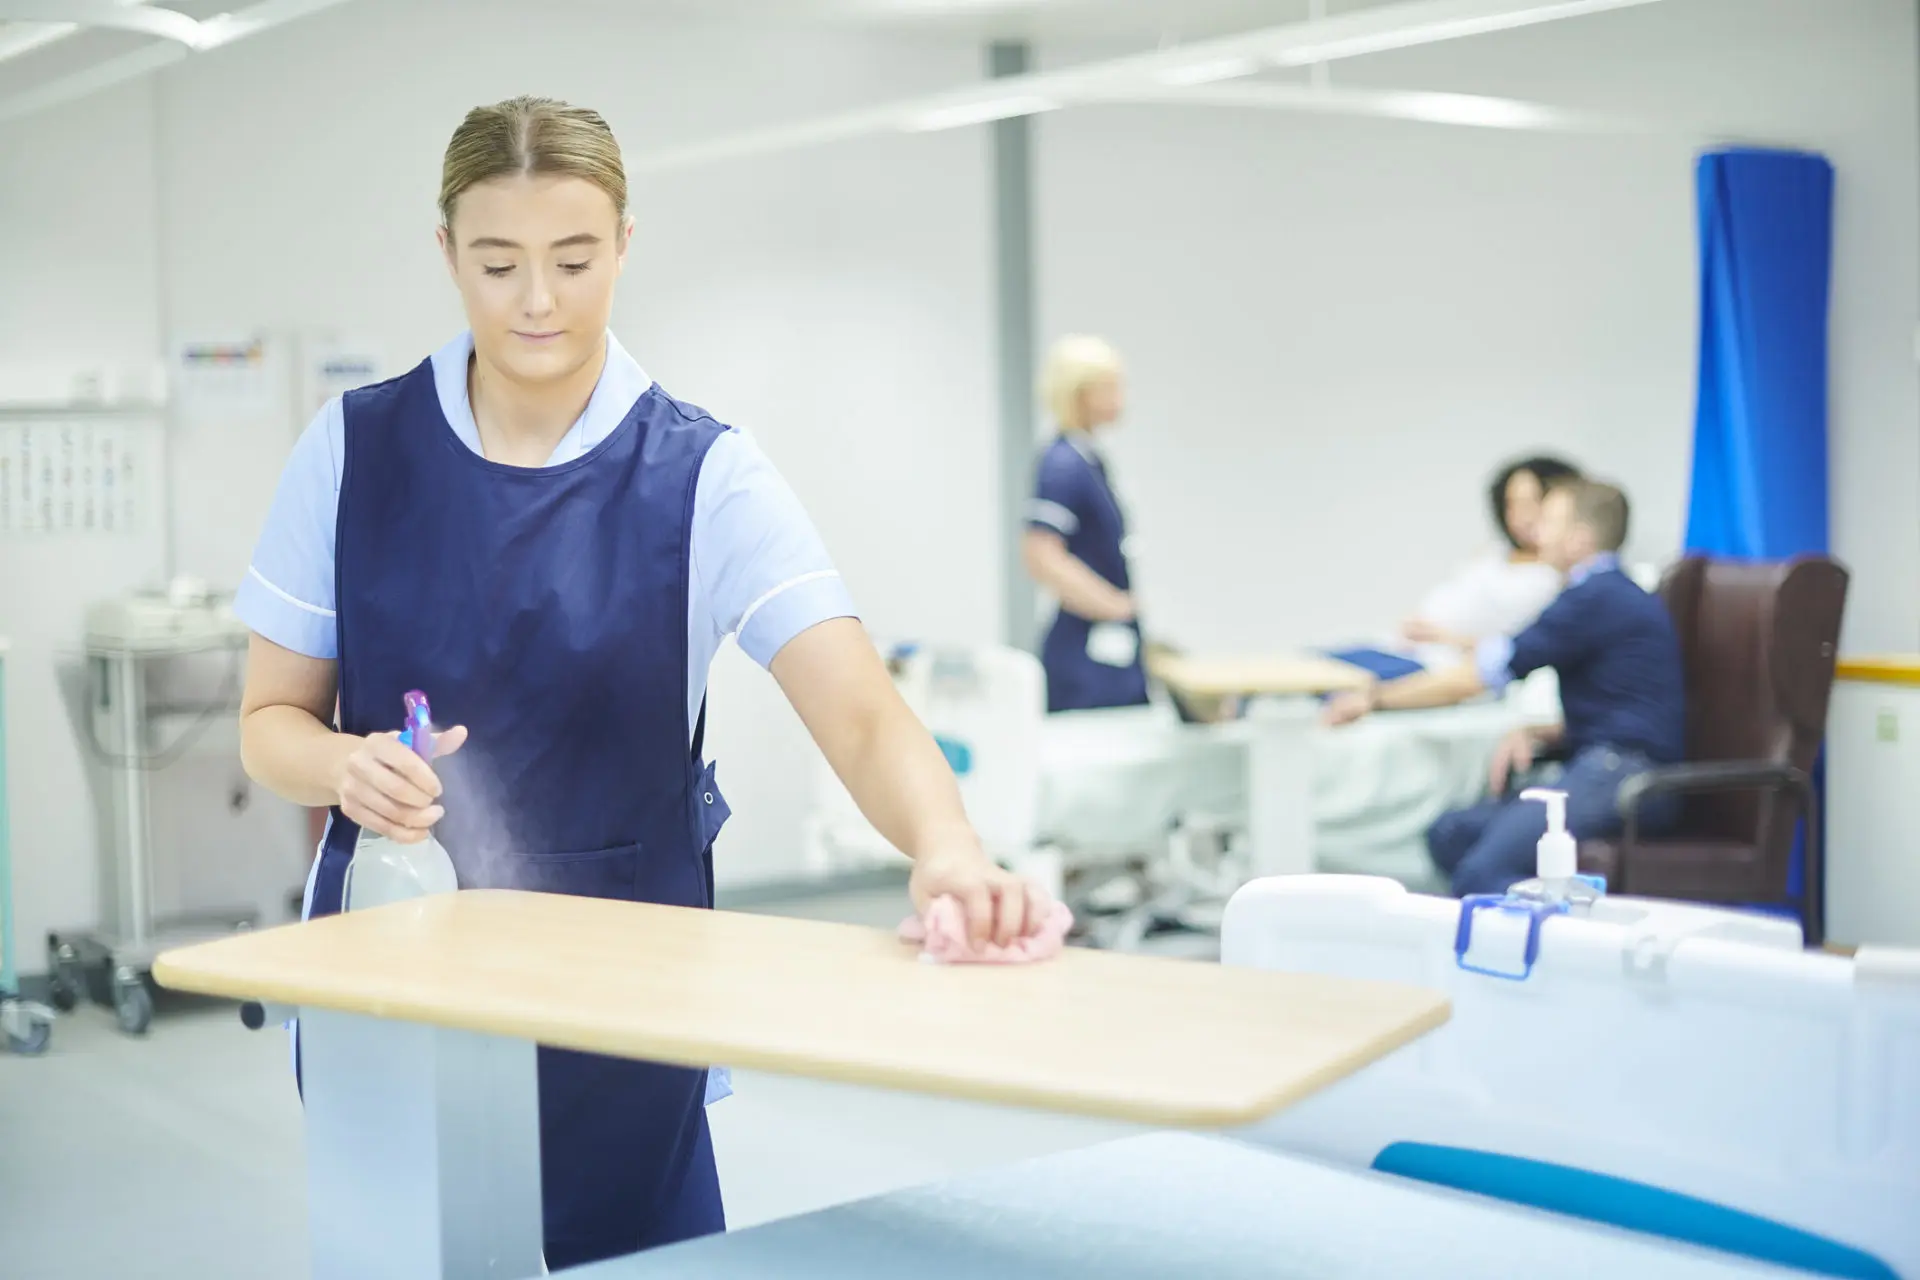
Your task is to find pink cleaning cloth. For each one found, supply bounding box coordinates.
[899,894,1074,964]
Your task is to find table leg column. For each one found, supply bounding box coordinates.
[300,1008,545,1279]
[1242,697,1318,880]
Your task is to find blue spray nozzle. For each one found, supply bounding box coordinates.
[398,690,435,764]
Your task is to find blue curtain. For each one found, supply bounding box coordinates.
[1684,147,1835,914]
[1686,148,1834,556]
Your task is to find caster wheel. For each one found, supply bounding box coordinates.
[113,973,153,1037]
[47,942,84,1012]
[7,1018,52,1056]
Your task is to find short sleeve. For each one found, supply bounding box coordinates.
[693,430,857,669]
[1028,447,1086,537]
[231,399,343,660]
[1475,634,1517,693]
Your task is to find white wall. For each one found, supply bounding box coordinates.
[0,83,172,974]
[1038,0,1920,656]
[1,0,997,963]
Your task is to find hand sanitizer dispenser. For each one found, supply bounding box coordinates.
[341,690,458,911]
[1452,786,1610,981]
[1506,787,1603,911]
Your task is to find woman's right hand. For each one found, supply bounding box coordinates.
[334,726,468,843]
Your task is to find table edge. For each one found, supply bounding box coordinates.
[150,953,1451,1129]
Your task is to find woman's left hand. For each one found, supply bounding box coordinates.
[909,838,1053,948]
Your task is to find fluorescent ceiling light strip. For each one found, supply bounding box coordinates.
[905,94,1060,132]
[1113,81,1654,135]
[1377,89,1555,128]
[0,0,351,122]
[0,0,150,65]
[1003,0,1672,115]
[0,1,205,47]
[1269,0,1665,64]
[194,0,359,52]
[622,0,1669,173]
[1155,56,1262,87]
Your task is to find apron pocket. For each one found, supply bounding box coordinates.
[497,843,643,901]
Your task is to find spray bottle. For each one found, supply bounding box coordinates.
[1505,787,1605,912]
[341,690,459,911]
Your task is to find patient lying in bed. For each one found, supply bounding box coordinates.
[1328,455,1578,682]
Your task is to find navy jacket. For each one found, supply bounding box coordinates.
[1507,566,1686,763]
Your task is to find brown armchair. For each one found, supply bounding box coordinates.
[1577,555,1848,947]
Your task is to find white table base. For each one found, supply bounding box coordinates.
[300,1008,545,1279]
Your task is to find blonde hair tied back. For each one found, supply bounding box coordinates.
[439,95,628,230]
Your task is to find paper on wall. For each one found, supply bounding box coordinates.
[0,419,149,538]
[300,334,382,422]
[173,335,277,422]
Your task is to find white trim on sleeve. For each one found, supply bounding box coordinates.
[247,565,337,618]
[1028,500,1079,535]
[735,570,842,637]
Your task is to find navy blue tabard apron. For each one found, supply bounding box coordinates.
[306,358,732,1269]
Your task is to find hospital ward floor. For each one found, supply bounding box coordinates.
[0,882,1214,1280]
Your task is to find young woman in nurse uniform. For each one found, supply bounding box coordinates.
[1022,336,1152,713]
[234,96,1053,1270]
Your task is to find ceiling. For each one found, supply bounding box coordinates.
[0,0,1405,88]
[0,0,1661,130]
[572,0,1404,42]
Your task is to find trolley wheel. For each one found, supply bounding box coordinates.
[47,941,84,1012]
[6,1014,52,1056]
[113,972,153,1037]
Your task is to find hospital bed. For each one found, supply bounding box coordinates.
[1035,688,1555,890]
[1031,701,1250,947]
[1311,693,1544,890]
[1226,874,1920,1279]
[803,641,1561,947]
[1040,656,1559,921]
